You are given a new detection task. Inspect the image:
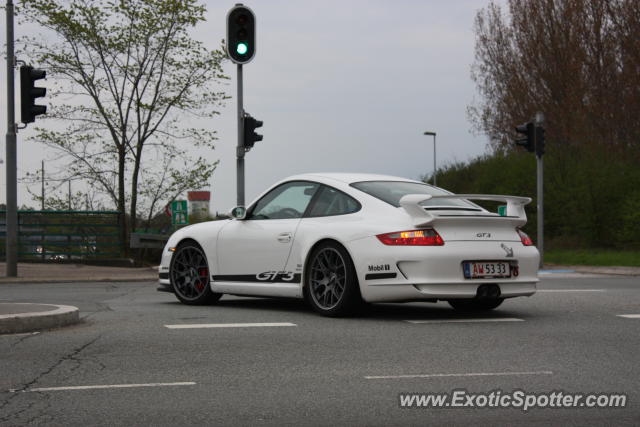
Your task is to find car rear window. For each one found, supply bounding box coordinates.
[307,186,361,217]
[350,181,479,209]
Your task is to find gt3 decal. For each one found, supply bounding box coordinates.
[212,272,301,283]
[256,271,296,282]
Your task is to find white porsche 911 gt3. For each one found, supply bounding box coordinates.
[158,173,539,316]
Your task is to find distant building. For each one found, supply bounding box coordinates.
[187,191,211,220]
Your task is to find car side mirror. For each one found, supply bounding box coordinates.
[229,206,247,220]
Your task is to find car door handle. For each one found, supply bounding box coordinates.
[277,232,292,243]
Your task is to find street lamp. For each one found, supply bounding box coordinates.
[423,131,436,186]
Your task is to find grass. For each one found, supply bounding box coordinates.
[544,249,640,267]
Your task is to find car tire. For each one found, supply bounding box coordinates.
[303,241,363,317]
[169,240,222,305]
[448,298,504,311]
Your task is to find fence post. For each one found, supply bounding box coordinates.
[118,212,124,257]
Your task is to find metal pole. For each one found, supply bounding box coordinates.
[423,131,437,186]
[536,155,543,268]
[41,161,44,260]
[236,63,244,207]
[535,112,544,269]
[68,180,71,210]
[5,0,18,277]
[41,160,45,210]
[433,134,437,187]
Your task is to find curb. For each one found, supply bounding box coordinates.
[0,303,80,334]
[543,264,640,277]
[0,277,156,285]
[572,266,640,276]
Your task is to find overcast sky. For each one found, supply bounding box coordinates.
[1,0,495,213]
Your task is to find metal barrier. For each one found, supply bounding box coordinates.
[130,232,170,249]
[0,210,123,261]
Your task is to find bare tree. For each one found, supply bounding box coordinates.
[469,0,640,155]
[18,0,228,254]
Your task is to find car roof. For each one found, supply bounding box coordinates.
[285,172,424,185]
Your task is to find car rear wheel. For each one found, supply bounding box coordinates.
[304,242,362,317]
[170,241,222,305]
[448,298,504,311]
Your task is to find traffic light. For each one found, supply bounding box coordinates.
[227,4,256,64]
[20,65,47,124]
[243,113,263,151]
[515,122,535,153]
[535,125,545,156]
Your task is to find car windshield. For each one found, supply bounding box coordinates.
[350,181,480,209]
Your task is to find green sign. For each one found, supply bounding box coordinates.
[171,200,188,225]
[498,205,507,216]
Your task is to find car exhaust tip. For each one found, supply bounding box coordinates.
[476,284,501,299]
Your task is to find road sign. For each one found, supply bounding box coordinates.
[171,200,188,225]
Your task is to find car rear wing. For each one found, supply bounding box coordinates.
[399,194,532,227]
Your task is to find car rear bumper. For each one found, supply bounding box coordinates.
[361,281,536,302]
[347,238,539,303]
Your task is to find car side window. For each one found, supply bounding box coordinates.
[248,181,319,220]
[306,185,361,217]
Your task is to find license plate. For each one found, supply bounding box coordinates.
[463,261,511,279]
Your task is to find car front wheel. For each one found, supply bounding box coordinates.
[170,241,222,305]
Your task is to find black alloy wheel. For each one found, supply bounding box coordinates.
[304,241,362,317]
[170,241,221,305]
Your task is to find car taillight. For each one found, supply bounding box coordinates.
[517,228,534,246]
[376,228,444,246]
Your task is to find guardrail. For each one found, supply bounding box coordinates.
[130,233,170,249]
[0,210,123,261]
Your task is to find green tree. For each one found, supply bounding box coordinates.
[18,0,228,254]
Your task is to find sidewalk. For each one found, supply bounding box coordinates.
[0,262,157,284]
[543,264,640,276]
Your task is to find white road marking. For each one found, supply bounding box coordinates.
[11,382,196,393]
[405,318,524,324]
[365,371,553,380]
[164,322,297,329]
[537,289,605,293]
[617,314,640,319]
[0,332,39,337]
[539,270,575,274]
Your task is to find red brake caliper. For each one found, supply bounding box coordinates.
[196,268,208,291]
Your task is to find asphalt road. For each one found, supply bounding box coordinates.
[1,273,639,426]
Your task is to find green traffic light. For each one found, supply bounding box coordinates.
[236,42,248,55]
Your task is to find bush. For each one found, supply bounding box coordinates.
[433,146,640,250]
[615,191,640,248]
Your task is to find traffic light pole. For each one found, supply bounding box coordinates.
[535,112,544,269]
[537,155,543,269]
[236,63,245,207]
[5,0,18,277]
